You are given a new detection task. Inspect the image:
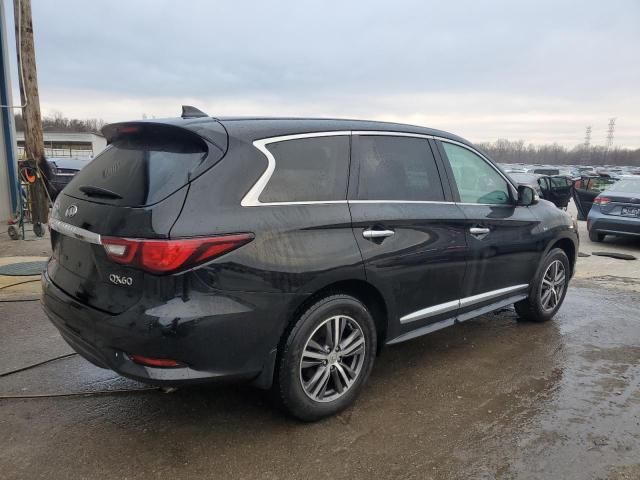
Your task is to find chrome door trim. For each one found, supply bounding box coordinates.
[389,293,528,345]
[241,131,351,207]
[399,284,529,324]
[458,284,529,308]
[400,299,460,324]
[49,218,102,245]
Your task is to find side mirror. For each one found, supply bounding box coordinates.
[517,185,538,206]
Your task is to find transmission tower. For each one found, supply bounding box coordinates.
[582,125,592,164]
[583,126,592,149]
[606,118,616,150]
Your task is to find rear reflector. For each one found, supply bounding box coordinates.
[102,233,254,274]
[593,196,611,205]
[130,354,181,368]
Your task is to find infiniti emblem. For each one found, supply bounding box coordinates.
[65,205,78,218]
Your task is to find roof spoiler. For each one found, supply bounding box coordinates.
[181,105,209,118]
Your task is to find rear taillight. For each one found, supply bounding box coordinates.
[102,233,254,274]
[593,196,611,206]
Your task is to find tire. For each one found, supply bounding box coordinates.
[588,229,604,242]
[8,225,20,240]
[33,222,44,237]
[275,294,377,421]
[515,248,570,323]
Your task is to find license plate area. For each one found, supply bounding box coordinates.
[621,206,640,217]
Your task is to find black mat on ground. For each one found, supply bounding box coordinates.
[0,261,47,276]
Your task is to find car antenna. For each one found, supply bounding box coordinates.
[181,105,209,118]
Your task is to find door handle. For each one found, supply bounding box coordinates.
[469,227,490,236]
[363,229,395,239]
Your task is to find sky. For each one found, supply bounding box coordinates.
[5,0,640,147]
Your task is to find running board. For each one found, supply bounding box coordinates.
[386,293,528,345]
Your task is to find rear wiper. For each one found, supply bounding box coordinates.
[79,185,123,199]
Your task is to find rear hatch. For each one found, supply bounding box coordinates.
[48,121,227,313]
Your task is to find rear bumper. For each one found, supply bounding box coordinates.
[41,269,299,388]
[587,209,640,237]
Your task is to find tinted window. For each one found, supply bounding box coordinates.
[259,136,349,203]
[66,128,208,207]
[353,135,444,201]
[549,176,572,188]
[442,142,511,205]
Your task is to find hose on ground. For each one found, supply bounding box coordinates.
[0,352,163,400]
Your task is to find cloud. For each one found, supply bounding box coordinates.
[6,0,640,147]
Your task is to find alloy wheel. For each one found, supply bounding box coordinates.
[540,259,566,312]
[299,315,366,403]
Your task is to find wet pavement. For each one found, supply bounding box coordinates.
[1,281,639,480]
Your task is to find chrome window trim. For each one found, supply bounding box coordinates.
[351,130,435,140]
[240,129,516,207]
[241,131,351,207]
[400,283,528,324]
[49,218,102,245]
[349,200,456,205]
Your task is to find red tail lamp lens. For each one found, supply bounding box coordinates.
[130,354,181,368]
[102,233,253,274]
[593,196,611,205]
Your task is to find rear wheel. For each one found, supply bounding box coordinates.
[515,248,570,322]
[7,225,20,240]
[588,229,604,242]
[33,222,44,237]
[275,294,376,421]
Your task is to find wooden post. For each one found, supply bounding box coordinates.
[14,0,48,224]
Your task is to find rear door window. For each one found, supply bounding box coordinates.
[66,127,209,207]
[258,135,349,203]
[352,135,445,201]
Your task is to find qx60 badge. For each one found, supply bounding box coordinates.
[109,273,133,286]
[64,204,78,218]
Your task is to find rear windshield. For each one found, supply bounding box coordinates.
[606,179,640,193]
[65,128,208,207]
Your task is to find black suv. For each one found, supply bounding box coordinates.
[43,109,578,421]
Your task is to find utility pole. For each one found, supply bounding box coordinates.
[14,0,48,224]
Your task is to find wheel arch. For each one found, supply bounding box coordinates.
[286,279,389,353]
[547,235,577,276]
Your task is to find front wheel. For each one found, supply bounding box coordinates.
[515,248,570,322]
[275,294,377,421]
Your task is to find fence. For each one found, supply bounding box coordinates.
[17,147,94,159]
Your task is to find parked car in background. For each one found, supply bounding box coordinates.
[508,172,573,209]
[532,167,560,176]
[573,175,619,220]
[587,177,640,242]
[47,157,92,199]
[43,112,579,421]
